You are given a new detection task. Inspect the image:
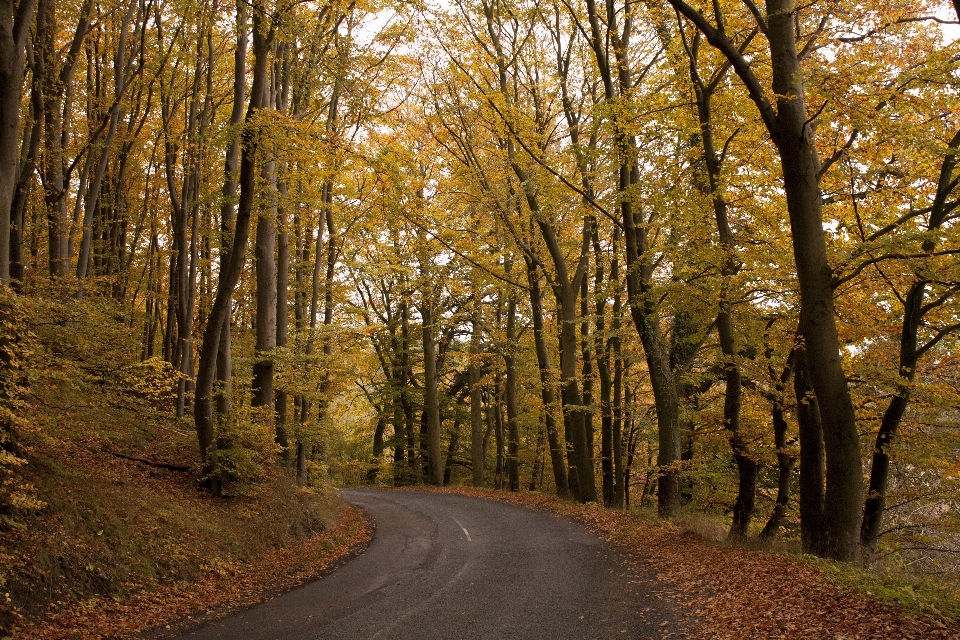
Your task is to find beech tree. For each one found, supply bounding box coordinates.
[3,0,958,573]
[193,0,273,471]
[664,0,866,561]
[0,0,36,285]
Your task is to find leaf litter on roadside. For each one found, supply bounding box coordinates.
[15,502,372,640]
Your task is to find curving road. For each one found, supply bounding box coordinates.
[171,489,680,639]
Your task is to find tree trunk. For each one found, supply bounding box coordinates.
[38,0,89,277]
[592,226,614,507]
[0,0,36,284]
[273,43,291,454]
[720,305,755,540]
[470,311,485,487]
[193,1,270,469]
[251,33,284,419]
[492,382,505,490]
[556,287,595,502]
[860,288,918,551]
[760,384,795,541]
[624,201,682,519]
[623,385,637,508]
[610,247,625,509]
[525,259,568,497]
[296,440,307,486]
[421,297,443,486]
[213,2,247,418]
[671,308,701,509]
[504,282,520,492]
[795,343,826,555]
[580,276,594,461]
[274,202,289,452]
[443,421,459,486]
[251,162,277,412]
[529,416,545,492]
[771,10,863,558]
[612,346,625,509]
[10,76,42,282]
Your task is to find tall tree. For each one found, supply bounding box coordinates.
[668,0,865,560]
[214,0,248,418]
[37,0,92,276]
[0,0,37,284]
[470,292,485,486]
[678,21,757,539]
[580,0,683,518]
[194,0,273,470]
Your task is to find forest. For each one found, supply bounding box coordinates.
[0,0,959,627]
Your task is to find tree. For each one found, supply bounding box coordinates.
[194,0,273,471]
[0,0,37,284]
[676,18,757,539]
[667,0,865,560]
[37,0,93,276]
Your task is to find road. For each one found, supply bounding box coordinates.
[171,489,680,639]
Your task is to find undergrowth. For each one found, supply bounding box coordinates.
[0,288,341,636]
[670,504,960,625]
[811,554,960,624]
[669,504,960,624]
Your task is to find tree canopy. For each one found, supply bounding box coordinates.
[0,0,958,575]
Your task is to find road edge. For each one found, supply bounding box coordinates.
[142,499,376,639]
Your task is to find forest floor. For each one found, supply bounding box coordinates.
[433,487,960,640]
[3,434,372,640]
[2,434,377,640]
[0,294,374,639]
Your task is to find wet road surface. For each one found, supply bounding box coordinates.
[170,489,680,639]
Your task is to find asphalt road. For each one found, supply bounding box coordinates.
[171,489,680,639]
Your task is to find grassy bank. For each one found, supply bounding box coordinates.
[0,292,371,639]
[2,432,371,638]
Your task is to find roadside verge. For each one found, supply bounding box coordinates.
[15,499,372,640]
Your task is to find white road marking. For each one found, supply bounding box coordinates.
[453,518,472,542]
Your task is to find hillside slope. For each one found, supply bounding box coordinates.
[0,292,370,638]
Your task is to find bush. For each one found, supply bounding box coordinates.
[0,289,44,532]
[205,405,280,497]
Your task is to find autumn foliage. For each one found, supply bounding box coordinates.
[0,0,958,633]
